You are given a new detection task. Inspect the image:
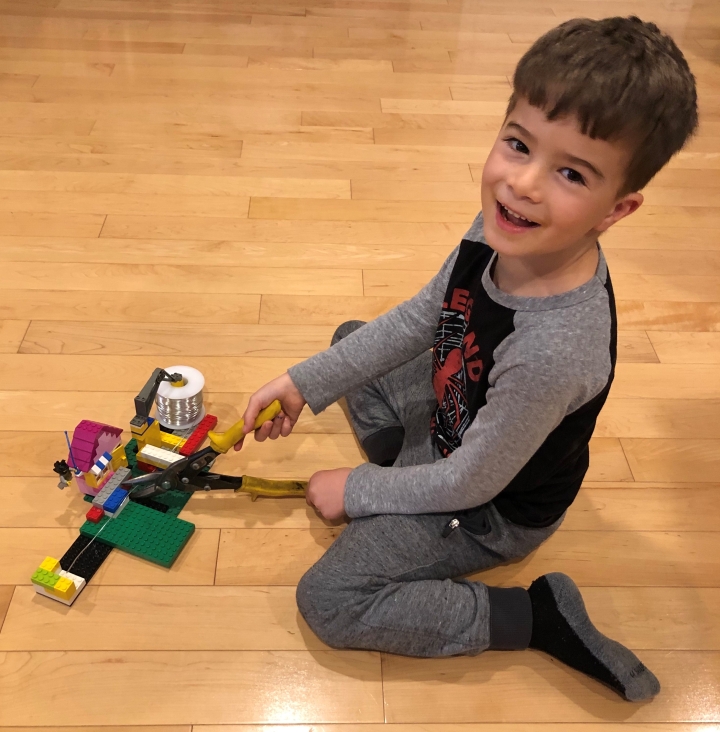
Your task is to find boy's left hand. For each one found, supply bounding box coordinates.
[306,467,352,521]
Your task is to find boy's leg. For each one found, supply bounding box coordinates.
[332,320,438,468]
[297,508,660,701]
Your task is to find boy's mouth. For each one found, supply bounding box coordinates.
[497,201,540,228]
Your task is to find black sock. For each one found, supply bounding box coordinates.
[527,573,660,701]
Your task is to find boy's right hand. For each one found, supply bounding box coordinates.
[233,372,306,451]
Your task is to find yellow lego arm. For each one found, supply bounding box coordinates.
[208,400,283,454]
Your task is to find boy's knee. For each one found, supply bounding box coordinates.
[331,320,366,346]
[296,569,356,649]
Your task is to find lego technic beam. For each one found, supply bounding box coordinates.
[131,368,183,428]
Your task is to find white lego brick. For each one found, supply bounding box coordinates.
[138,444,184,469]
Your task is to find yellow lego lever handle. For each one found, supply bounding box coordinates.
[208,399,283,454]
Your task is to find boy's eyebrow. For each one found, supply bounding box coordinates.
[506,121,606,181]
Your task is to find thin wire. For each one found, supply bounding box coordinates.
[65,482,143,575]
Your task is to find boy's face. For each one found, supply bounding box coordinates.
[481,97,643,260]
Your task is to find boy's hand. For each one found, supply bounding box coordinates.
[233,372,306,451]
[306,467,352,521]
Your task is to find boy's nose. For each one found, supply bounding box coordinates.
[507,164,542,202]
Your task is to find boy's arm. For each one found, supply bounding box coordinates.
[288,246,460,414]
[343,341,606,518]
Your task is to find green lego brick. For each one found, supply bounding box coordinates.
[32,568,60,590]
[79,501,194,568]
[124,438,143,478]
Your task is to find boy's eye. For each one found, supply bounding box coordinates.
[561,167,586,185]
[504,137,529,154]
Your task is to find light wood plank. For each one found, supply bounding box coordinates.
[621,439,720,483]
[565,486,720,532]
[0,320,28,354]
[0,290,261,323]
[615,332,659,363]
[0,237,452,269]
[0,190,252,217]
[260,294,403,325]
[605,248,720,275]
[586,437,633,481]
[617,301,720,332]
[216,527,341,585]
[601,226,720,251]
[0,650,383,726]
[383,652,720,723]
[19,322,337,357]
[0,262,362,296]
[0,527,219,585]
[611,364,720,399]
[0,585,328,651]
[0,170,352,198]
[648,332,720,363]
[597,399,720,439]
[0,211,104,236]
[101,215,467,244]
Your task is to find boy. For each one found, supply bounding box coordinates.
[236,16,697,701]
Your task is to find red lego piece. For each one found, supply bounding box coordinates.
[86,505,104,523]
[179,414,218,457]
[136,461,157,474]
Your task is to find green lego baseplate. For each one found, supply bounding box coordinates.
[80,501,194,568]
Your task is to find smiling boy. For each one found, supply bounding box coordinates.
[236,17,698,700]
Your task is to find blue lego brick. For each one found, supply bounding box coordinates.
[103,487,129,515]
[92,466,131,509]
[80,501,195,568]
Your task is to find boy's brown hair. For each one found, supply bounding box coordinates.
[508,16,698,194]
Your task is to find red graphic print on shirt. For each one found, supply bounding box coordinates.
[431,287,484,456]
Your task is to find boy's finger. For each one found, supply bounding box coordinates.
[280,416,294,437]
[269,416,284,440]
[233,437,244,452]
[254,420,273,442]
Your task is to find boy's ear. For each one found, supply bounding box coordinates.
[594,192,644,234]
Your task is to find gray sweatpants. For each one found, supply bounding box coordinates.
[296,323,562,657]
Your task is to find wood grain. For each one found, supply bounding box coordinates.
[382,652,720,723]
[0,650,383,726]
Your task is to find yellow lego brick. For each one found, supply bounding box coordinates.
[160,433,186,449]
[50,576,77,601]
[84,471,98,489]
[111,443,129,470]
[39,556,60,573]
[131,419,162,450]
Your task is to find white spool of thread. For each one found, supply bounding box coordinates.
[155,365,206,430]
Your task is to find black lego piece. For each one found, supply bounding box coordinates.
[59,534,113,582]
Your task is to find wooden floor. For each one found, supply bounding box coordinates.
[0,0,719,728]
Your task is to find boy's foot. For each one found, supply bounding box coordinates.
[527,572,660,701]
